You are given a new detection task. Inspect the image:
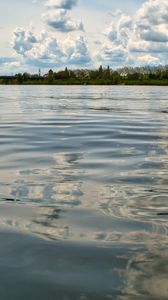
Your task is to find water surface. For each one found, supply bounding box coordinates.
[0,85,168,299]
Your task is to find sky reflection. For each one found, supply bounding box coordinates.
[0,86,168,299]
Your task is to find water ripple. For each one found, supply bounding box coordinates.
[0,86,168,241]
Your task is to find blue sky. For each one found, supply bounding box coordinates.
[0,0,167,74]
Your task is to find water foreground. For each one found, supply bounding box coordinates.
[0,227,168,300]
[0,85,168,299]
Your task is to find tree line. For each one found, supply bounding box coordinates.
[1,65,168,85]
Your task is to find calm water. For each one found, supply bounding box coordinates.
[0,85,168,299]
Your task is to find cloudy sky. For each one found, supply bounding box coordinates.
[0,0,168,74]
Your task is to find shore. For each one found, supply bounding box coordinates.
[1,80,168,86]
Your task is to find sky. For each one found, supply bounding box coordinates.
[0,0,168,74]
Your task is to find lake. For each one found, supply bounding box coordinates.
[0,85,168,299]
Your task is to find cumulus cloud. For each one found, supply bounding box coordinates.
[46,0,78,10]
[97,0,168,67]
[105,10,132,47]
[133,0,168,43]
[96,10,132,67]
[11,0,88,70]
[97,42,127,67]
[9,0,168,71]
[12,26,91,69]
[136,54,160,66]
[44,0,84,32]
[12,28,37,55]
[13,29,64,65]
[130,0,168,64]
[63,36,91,64]
[27,34,65,67]
[44,9,84,32]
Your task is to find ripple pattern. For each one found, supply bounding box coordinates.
[0,85,168,244]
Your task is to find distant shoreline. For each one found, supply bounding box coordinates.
[1,82,168,86]
[1,65,168,86]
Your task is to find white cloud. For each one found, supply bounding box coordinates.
[97,0,168,67]
[97,42,127,67]
[0,58,23,75]
[96,11,132,67]
[45,0,78,10]
[63,35,91,65]
[12,28,37,55]
[105,10,132,47]
[12,28,64,66]
[44,0,84,32]
[26,33,65,65]
[43,9,84,32]
[129,0,168,65]
[11,0,88,70]
[133,0,168,44]
[136,54,160,66]
[12,26,91,69]
[8,0,168,72]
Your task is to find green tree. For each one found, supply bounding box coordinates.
[98,65,103,78]
[15,73,23,84]
[104,66,111,79]
[47,69,54,83]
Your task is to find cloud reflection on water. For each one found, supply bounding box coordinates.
[0,86,168,298]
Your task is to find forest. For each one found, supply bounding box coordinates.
[1,65,168,85]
